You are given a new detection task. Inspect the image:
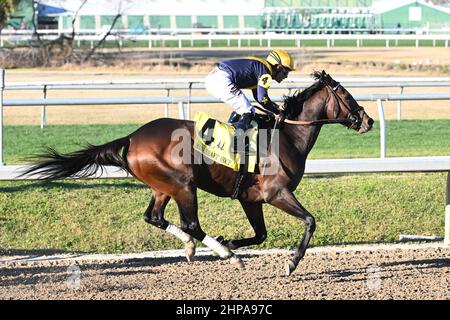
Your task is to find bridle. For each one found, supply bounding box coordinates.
[320,78,365,130]
[254,76,364,128]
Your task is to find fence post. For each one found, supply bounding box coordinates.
[165,89,170,117]
[376,99,386,159]
[445,172,450,245]
[0,69,4,165]
[41,85,47,129]
[397,86,403,121]
[187,82,192,120]
[178,101,185,120]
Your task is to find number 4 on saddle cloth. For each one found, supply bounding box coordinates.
[194,112,258,173]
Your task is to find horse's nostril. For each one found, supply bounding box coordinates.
[368,118,374,126]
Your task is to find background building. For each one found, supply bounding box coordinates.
[6,0,450,33]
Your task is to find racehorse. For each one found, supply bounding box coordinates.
[23,70,373,276]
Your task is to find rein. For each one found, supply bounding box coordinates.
[253,105,351,126]
[255,74,363,128]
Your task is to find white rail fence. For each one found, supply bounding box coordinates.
[4,76,450,129]
[2,89,450,162]
[2,70,450,162]
[3,27,450,37]
[0,70,449,243]
[1,31,450,48]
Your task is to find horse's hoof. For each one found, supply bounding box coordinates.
[185,240,196,262]
[230,255,245,269]
[225,241,237,250]
[285,260,296,276]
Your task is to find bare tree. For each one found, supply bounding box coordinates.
[82,13,122,62]
[63,0,124,64]
[63,0,88,63]
[1,0,126,68]
[0,0,21,31]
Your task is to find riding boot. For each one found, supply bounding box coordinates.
[235,112,253,131]
[233,112,253,153]
[227,111,241,124]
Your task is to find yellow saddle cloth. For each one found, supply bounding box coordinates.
[193,112,258,172]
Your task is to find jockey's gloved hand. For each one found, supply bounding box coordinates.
[275,109,286,123]
[263,103,281,115]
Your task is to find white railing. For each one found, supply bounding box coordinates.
[1,31,449,48]
[1,26,449,37]
[2,69,450,163]
[2,92,450,160]
[4,76,450,129]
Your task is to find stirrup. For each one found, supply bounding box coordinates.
[227,111,241,124]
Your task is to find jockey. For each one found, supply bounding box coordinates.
[205,49,295,132]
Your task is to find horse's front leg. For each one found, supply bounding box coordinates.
[268,188,316,276]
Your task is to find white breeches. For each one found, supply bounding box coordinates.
[205,67,253,115]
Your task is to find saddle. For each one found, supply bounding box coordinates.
[194,112,277,199]
[193,112,259,173]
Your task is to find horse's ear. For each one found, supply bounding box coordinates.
[311,70,320,80]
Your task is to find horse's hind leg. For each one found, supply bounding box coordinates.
[219,201,267,250]
[143,190,196,261]
[174,185,244,269]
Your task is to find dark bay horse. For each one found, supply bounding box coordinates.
[23,70,373,275]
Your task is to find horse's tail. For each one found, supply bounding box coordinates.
[21,136,130,181]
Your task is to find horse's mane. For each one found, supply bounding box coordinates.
[283,70,327,119]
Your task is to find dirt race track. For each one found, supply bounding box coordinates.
[0,243,448,300]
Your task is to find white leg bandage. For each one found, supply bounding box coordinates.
[166,223,192,243]
[202,235,232,258]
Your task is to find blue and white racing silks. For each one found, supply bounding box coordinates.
[217,57,279,114]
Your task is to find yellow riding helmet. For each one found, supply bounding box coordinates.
[266,49,295,71]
